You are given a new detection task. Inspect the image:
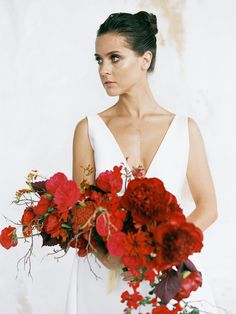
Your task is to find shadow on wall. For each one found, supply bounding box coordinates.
[139,0,186,58]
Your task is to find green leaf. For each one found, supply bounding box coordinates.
[188,309,200,314]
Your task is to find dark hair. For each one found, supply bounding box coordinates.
[97,11,158,73]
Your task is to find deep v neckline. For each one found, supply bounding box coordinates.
[95,113,177,177]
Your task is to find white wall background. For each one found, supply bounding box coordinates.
[0,0,235,313]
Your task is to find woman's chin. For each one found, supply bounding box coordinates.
[105,90,121,96]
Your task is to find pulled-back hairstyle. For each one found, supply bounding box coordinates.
[97,11,158,73]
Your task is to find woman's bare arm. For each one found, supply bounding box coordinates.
[72,117,122,269]
[186,117,218,232]
[72,117,95,186]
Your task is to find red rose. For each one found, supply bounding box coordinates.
[0,226,18,249]
[54,180,80,212]
[96,212,124,238]
[107,231,126,256]
[120,178,172,224]
[155,222,203,269]
[46,172,68,195]
[33,195,51,216]
[174,271,202,301]
[96,165,123,194]
[43,213,61,238]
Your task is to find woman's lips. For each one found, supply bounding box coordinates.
[104,81,116,87]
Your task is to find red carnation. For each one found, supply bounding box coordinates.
[46,172,68,195]
[96,165,123,194]
[155,223,203,269]
[43,213,61,238]
[120,178,172,225]
[33,195,51,216]
[54,180,80,213]
[0,226,18,249]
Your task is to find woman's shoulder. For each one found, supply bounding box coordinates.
[186,116,202,136]
[185,116,206,150]
[73,115,93,140]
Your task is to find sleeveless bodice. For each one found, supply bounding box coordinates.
[87,114,189,203]
[65,113,218,314]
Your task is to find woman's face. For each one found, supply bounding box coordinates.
[95,33,147,96]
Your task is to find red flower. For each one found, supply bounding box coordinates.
[96,165,123,194]
[174,271,202,301]
[121,231,152,269]
[152,305,182,314]
[155,223,203,269]
[33,195,51,216]
[121,290,143,309]
[43,213,61,238]
[131,165,145,179]
[96,211,124,238]
[152,306,172,314]
[0,226,18,249]
[107,232,126,256]
[54,180,81,216]
[21,207,35,225]
[71,202,95,233]
[46,172,68,195]
[21,207,35,237]
[166,193,186,225]
[120,178,173,224]
[70,236,88,257]
[143,269,157,284]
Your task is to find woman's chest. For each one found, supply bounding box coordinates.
[99,114,176,173]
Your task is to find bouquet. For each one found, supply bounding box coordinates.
[0,165,204,314]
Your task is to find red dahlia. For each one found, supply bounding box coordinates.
[120,178,172,224]
[155,222,203,269]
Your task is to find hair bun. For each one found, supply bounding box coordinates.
[134,11,158,35]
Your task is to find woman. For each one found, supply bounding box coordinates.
[66,11,218,314]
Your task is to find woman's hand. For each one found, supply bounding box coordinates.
[93,247,135,281]
[121,270,135,281]
[93,247,122,270]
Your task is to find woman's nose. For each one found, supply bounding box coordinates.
[99,61,112,76]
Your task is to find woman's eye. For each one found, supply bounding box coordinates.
[111,55,119,62]
[95,55,120,64]
[95,57,102,64]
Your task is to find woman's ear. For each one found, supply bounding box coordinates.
[141,51,152,71]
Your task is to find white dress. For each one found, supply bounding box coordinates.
[65,113,218,314]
